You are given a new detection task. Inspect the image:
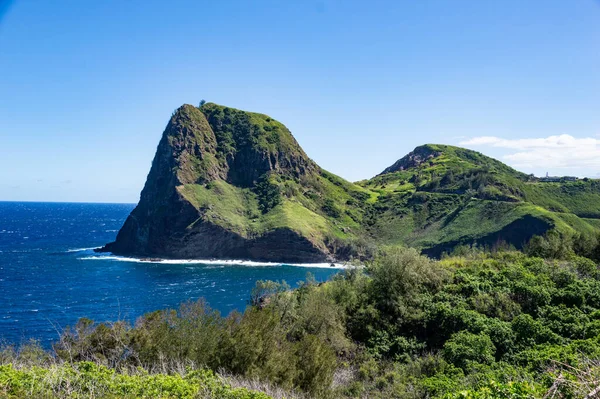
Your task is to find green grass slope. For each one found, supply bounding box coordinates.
[188,103,377,259]
[360,144,600,256]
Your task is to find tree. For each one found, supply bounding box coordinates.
[250,280,289,307]
[369,247,447,328]
[199,99,206,107]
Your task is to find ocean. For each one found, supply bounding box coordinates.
[0,202,342,346]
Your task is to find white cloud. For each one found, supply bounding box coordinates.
[459,134,600,171]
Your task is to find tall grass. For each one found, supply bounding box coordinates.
[0,342,281,399]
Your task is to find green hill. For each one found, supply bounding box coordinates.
[362,144,600,256]
[102,106,600,261]
[101,103,373,262]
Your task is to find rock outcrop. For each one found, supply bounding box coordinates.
[379,145,442,174]
[99,103,370,262]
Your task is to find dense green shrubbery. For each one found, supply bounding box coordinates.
[5,248,600,398]
[255,175,282,213]
[525,229,600,264]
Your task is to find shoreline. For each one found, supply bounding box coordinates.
[77,251,359,269]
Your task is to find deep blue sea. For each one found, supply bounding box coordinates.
[0,202,341,347]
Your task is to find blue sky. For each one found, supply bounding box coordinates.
[1,0,599,203]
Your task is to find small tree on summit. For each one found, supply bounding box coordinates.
[199,99,206,107]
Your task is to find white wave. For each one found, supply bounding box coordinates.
[67,247,100,252]
[78,254,355,269]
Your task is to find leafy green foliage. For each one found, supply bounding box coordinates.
[250,280,289,307]
[254,175,282,213]
[321,198,341,218]
[442,381,541,399]
[442,331,496,369]
[10,247,600,397]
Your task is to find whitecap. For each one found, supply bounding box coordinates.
[66,247,100,252]
[77,254,355,269]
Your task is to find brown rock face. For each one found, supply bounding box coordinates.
[378,145,442,175]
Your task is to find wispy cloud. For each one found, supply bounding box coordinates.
[459,134,600,170]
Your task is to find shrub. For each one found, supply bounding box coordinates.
[11,250,600,398]
[255,176,282,213]
[321,198,341,218]
[442,331,496,370]
[442,380,540,399]
[369,247,448,326]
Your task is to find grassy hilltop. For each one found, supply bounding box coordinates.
[362,144,600,256]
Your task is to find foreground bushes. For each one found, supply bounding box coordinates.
[51,295,340,396]
[6,247,600,398]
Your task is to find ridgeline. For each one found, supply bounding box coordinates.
[100,103,600,261]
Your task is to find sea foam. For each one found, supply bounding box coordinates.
[78,254,355,269]
[66,247,100,252]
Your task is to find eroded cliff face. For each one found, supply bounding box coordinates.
[99,104,358,262]
[378,145,442,175]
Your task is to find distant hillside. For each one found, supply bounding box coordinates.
[361,144,600,256]
[101,106,600,261]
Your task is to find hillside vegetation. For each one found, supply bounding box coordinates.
[102,103,375,262]
[361,144,600,256]
[6,247,600,398]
